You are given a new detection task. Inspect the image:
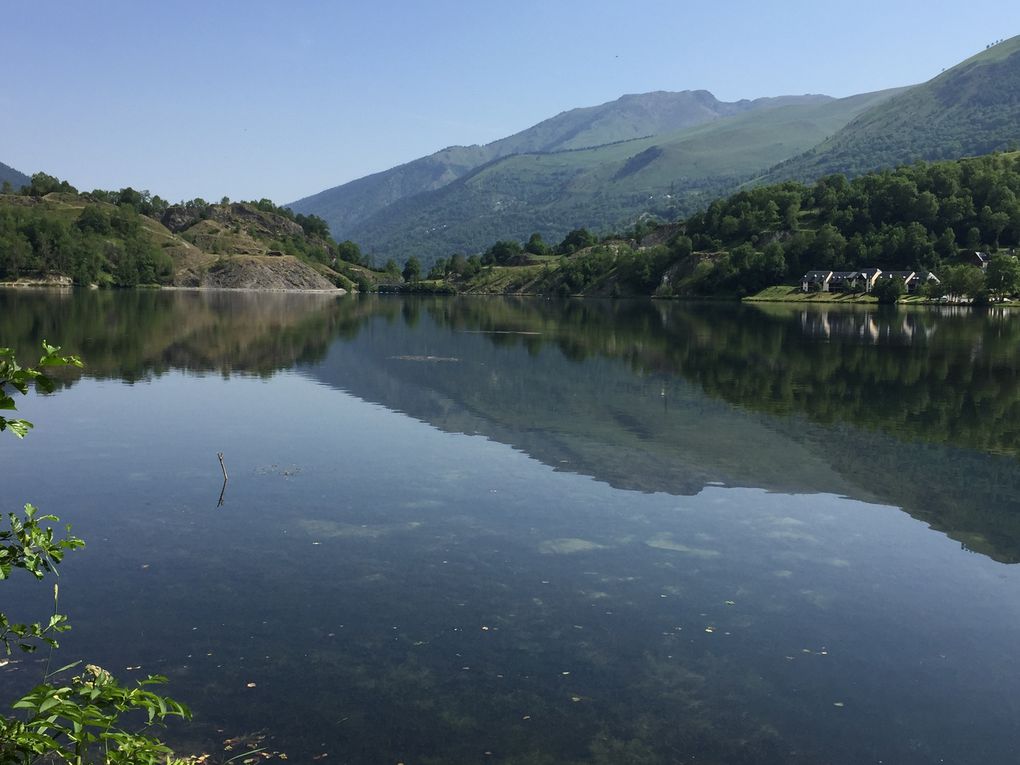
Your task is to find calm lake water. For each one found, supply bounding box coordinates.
[3,290,1020,764]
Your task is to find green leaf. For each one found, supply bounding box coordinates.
[39,695,62,712]
[4,419,32,438]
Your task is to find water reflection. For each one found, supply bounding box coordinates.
[4,290,1020,563]
[4,290,1020,763]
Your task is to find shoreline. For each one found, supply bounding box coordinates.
[1,282,348,295]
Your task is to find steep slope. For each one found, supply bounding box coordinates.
[289,91,831,237]
[763,35,1020,183]
[0,160,30,190]
[344,89,899,266]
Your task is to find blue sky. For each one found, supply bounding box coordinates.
[4,1,1019,203]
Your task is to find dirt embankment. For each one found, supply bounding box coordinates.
[175,255,344,291]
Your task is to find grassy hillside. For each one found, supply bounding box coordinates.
[288,91,833,238]
[0,187,354,290]
[762,35,1020,183]
[344,89,899,266]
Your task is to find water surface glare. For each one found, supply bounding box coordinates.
[3,290,1020,764]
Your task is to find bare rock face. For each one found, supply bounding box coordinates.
[210,203,304,239]
[161,205,201,233]
[193,255,343,291]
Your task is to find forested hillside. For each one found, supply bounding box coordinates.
[0,173,380,290]
[763,36,1020,183]
[427,152,1020,299]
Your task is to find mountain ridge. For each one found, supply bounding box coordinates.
[289,90,834,239]
[759,35,1020,183]
[339,88,901,265]
[0,161,30,191]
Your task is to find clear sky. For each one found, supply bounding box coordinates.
[4,1,1019,204]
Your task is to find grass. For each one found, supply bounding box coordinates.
[745,285,879,303]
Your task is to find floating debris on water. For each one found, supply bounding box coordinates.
[538,538,605,554]
[645,533,720,557]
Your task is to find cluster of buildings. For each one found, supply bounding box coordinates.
[800,253,998,294]
[801,267,941,294]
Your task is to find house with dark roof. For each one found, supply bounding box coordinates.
[801,270,833,292]
[878,271,916,289]
[967,251,991,269]
[858,267,883,293]
[905,272,941,293]
[829,271,862,292]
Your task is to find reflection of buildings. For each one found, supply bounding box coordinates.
[798,309,937,344]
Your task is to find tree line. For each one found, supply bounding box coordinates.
[423,152,1020,299]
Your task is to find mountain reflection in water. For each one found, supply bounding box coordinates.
[4,289,1020,764]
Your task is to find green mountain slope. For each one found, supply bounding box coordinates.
[289,91,832,237]
[344,89,899,266]
[0,160,30,190]
[762,35,1020,183]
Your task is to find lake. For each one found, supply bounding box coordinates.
[3,289,1020,764]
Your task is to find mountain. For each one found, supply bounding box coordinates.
[0,160,30,191]
[336,89,899,266]
[762,35,1020,183]
[289,90,835,241]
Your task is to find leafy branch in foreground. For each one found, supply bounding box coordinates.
[0,343,82,439]
[0,343,194,764]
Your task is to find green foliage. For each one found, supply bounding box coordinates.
[442,152,1020,299]
[0,199,174,287]
[0,343,82,439]
[524,232,549,256]
[335,240,363,265]
[556,229,597,255]
[1,345,190,764]
[23,173,77,198]
[985,253,1020,298]
[872,276,906,304]
[683,153,1020,295]
[402,256,421,283]
[482,240,525,266]
[942,264,987,300]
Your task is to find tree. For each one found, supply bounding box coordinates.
[943,264,987,301]
[524,233,549,256]
[872,276,905,304]
[76,205,111,235]
[482,240,523,266]
[556,228,596,255]
[1,344,192,763]
[402,256,421,283]
[985,254,1020,299]
[335,240,363,265]
[24,173,77,198]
